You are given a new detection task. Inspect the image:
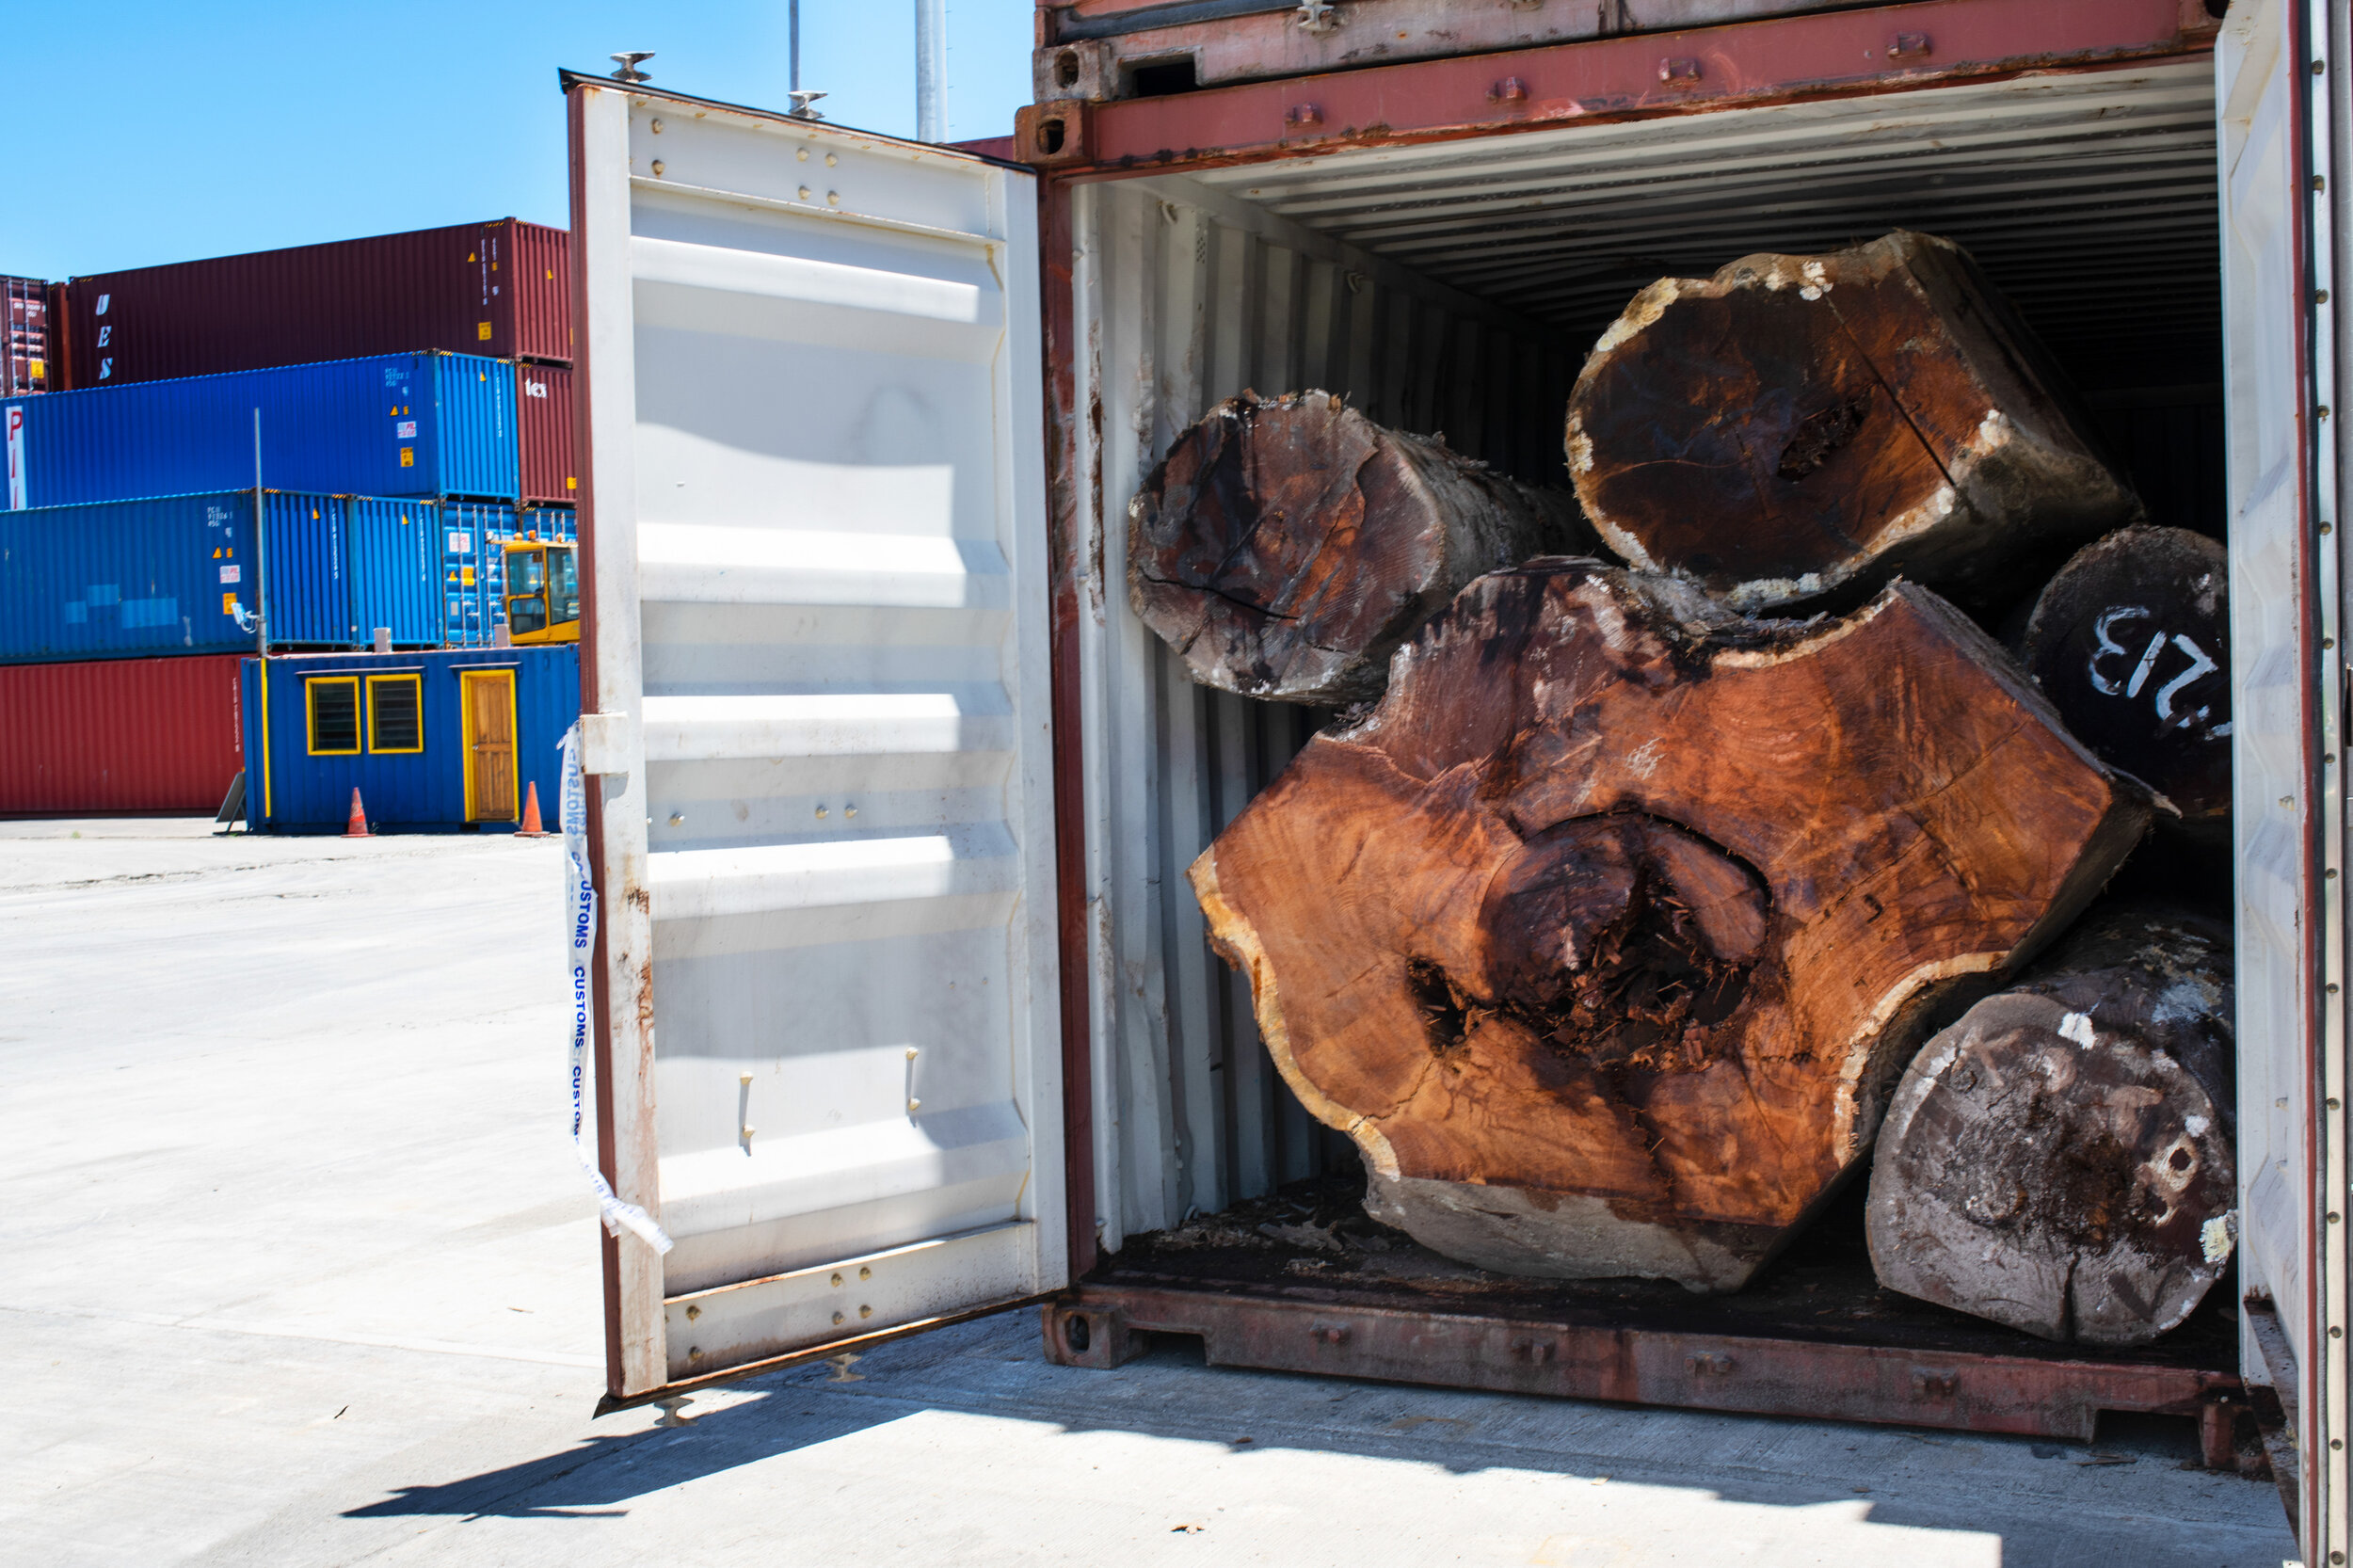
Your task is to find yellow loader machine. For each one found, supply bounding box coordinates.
[503,538,580,646]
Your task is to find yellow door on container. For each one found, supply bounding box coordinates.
[461,670,519,822]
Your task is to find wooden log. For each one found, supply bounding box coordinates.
[1565,231,2141,614]
[1866,904,2235,1343]
[2019,525,2230,825]
[1129,390,1589,705]
[1190,562,2151,1291]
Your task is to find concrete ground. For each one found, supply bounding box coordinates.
[0,823,2302,1567]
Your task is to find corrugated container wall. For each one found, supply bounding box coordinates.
[240,646,579,832]
[344,497,443,647]
[1069,176,1574,1243]
[4,352,518,507]
[0,489,441,661]
[3,278,50,394]
[516,361,576,504]
[439,501,509,648]
[0,654,244,813]
[58,219,569,388]
[511,222,573,364]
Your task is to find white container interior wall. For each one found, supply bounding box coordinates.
[1069,173,1577,1250]
[1065,61,2233,1256]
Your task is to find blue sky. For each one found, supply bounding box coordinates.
[7,2,1036,282]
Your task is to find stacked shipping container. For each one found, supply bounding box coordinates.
[0,655,245,814]
[0,490,443,662]
[3,279,50,395]
[515,362,575,504]
[56,218,568,386]
[3,219,575,816]
[4,352,520,508]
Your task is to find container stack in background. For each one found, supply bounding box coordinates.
[0,220,580,825]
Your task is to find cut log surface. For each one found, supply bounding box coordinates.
[2021,525,2230,824]
[1566,231,2140,614]
[1866,904,2235,1343]
[1191,562,2151,1291]
[1130,390,1589,705]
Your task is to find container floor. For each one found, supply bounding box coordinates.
[1096,1170,2237,1375]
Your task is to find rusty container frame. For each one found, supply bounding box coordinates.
[1016,0,2259,1464]
[1032,0,1872,104]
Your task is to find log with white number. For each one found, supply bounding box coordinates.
[2019,525,2229,827]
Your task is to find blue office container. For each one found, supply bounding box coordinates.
[440,501,575,647]
[241,646,580,832]
[2,351,518,509]
[0,489,444,662]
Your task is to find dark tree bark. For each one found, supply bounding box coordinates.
[1190,563,2152,1291]
[1130,390,1589,705]
[1566,231,2140,614]
[2020,525,2230,825]
[1866,903,2235,1344]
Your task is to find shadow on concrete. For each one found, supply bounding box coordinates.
[340,1396,893,1521]
[336,1311,2287,1568]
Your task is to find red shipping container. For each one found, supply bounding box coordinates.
[59,219,569,389]
[0,655,245,814]
[3,277,51,394]
[516,361,577,505]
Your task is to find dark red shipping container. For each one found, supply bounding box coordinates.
[58,219,569,389]
[3,277,52,394]
[0,655,245,814]
[516,360,577,505]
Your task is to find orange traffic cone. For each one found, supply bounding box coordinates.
[516,781,552,838]
[344,788,372,839]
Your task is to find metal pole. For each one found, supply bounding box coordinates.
[251,408,267,656]
[790,0,801,94]
[915,0,946,142]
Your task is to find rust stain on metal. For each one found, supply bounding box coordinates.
[1046,1283,2241,1442]
[1026,0,2208,179]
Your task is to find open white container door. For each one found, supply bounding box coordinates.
[566,76,1065,1403]
[2220,0,2343,1552]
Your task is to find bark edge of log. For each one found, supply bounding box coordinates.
[1565,230,2142,615]
[1130,389,1591,705]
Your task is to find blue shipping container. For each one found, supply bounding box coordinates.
[0,489,444,662]
[346,496,442,648]
[2,351,518,509]
[440,502,575,647]
[240,646,580,832]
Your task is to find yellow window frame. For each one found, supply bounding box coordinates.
[365,673,425,755]
[304,677,361,757]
